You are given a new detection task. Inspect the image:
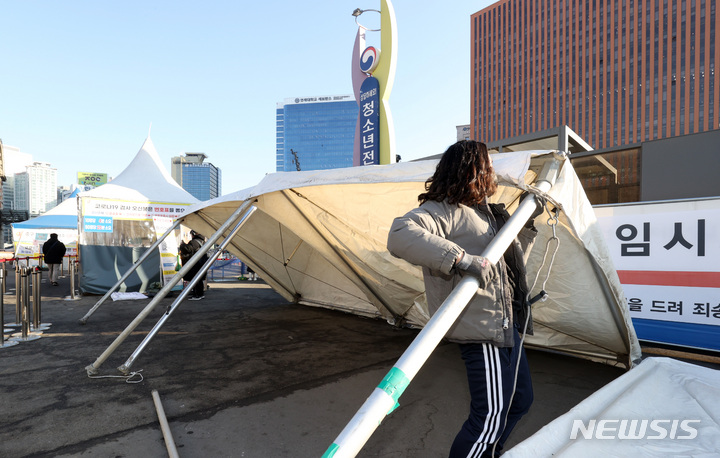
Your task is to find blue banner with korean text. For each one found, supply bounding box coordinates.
[83,216,113,233]
[358,76,380,166]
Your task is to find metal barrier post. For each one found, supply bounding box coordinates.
[32,269,40,328]
[32,268,50,331]
[1,269,18,348]
[10,267,41,342]
[9,264,22,326]
[65,260,81,301]
[23,268,31,329]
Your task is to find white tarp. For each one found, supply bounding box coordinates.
[179,150,640,368]
[505,357,720,456]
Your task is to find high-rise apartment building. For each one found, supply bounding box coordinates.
[3,176,15,211]
[14,162,57,216]
[276,95,358,172]
[471,0,718,150]
[170,153,221,201]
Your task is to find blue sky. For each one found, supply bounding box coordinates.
[1,1,492,194]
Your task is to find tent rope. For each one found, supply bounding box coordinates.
[527,203,561,304]
[88,369,144,384]
[527,203,622,356]
[278,223,298,294]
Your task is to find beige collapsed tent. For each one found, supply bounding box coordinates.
[179,150,641,369]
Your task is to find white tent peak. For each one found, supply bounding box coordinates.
[78,136,199,204]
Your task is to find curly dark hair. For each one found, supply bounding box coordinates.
[418,140,497,206]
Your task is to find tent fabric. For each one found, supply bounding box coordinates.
[80,245,162,294]
[13,186,90,231]
[12,197,78,230]
[505,357,720,456]
[179,150,640,369]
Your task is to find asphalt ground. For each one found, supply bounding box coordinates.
[0,269,682,458]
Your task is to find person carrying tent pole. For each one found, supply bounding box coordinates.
[387,140,543,458]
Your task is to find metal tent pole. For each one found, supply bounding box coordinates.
[152,390,180,458]
[118,205,257,374]
[323,154,565,458]
[78,218,183,324]
[85,200,255,376]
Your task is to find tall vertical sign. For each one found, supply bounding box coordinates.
[352,0,397,166]
[358,71,380,165]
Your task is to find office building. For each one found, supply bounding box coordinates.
[471,0,719,205]
[1,143,34,244]
[170,153,221,201]
[457,125,471,142]
[276,95,358,172]
[471,0,718,149]
[14,162,57,216]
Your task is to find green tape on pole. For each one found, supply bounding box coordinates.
[377,367,410,414]
[322,443,339,458]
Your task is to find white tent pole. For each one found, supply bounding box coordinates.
[78,218,183,325]
[323,154,565,458]
[85,199,256,376]
[118,206,257,374]
[151,390,180,458]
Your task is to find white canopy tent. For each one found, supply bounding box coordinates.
[12,194,79,264]
[76,137,199,294]
[179,150,641,368]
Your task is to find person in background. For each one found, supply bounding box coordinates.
[179,230,209,300]
[42,233,66,286]
[386,140,541,458]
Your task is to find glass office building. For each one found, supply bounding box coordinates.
[276,95,358,172]
[170,153,221,201]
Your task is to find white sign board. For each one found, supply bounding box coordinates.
[594,198,720,328]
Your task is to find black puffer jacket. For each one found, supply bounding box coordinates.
[42,237,66,264]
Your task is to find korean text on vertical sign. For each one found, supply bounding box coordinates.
[359,76,380,166]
